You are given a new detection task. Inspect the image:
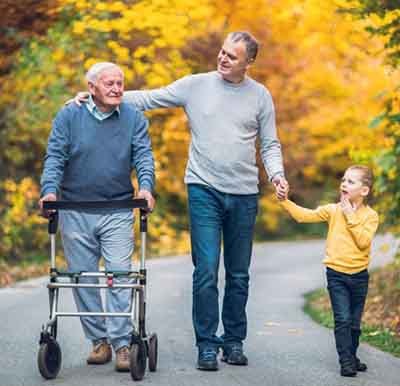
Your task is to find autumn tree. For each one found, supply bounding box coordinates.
[211,0,397,236]
[0,0,397,264]
[341,0,400,233]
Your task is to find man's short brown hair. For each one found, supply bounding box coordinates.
[227,31,259,62]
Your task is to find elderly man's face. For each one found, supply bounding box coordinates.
[217,38,250,83]
[89,67,124,111]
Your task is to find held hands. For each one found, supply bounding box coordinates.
[38,193,57,218]
[137,190,156,213]
[340,197,356,215]
[272,175,289,201]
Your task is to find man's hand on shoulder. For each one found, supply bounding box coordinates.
[65,91,90,106]
[137,189,155,212]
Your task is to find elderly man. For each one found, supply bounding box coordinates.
[40,62,155,372]
[75,31,287,371]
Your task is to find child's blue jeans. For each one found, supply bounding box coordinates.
[326,267,369,364]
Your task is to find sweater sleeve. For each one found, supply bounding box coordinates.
[344,210,379,250]
[40,109,70,197]
[280,199,332,223]
[258,87,285,180]
[131,110,155,192]
[123,75,193,111]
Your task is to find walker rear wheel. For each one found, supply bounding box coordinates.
[147,333,158,372]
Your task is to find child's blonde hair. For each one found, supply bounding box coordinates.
[347,164,374,199]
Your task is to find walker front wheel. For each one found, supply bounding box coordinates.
[38,338,62,379]
[130,339,146,381]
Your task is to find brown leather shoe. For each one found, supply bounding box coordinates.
[86,342,112,365]
[115,346,130,372]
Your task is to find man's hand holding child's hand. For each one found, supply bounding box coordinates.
[275,178,289,201]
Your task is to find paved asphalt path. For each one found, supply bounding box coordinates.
[0,236,399,386]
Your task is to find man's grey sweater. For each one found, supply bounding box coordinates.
[124,71,284,195]
[40,103,154,201]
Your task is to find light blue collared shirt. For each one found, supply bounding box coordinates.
[85,94,120,121]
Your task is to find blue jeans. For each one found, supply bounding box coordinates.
[188,184,258,351]
[326,267,369,364]
[60,209,134,351]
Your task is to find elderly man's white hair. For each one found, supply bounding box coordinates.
[85,62,123,83]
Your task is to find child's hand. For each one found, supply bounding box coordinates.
[340,197,356,215]
[275,179,289,201]
[282,180,289,200]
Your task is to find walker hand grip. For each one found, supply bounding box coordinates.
[43,199,148,211]
[48,212,59,234]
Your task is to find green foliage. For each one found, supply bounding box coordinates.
[342,1,400,63]
[342,1,400,235]
[374,125,400,231]
[1,16,87,181]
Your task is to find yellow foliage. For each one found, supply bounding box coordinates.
[72,20,86,34]
[52,48,65,62]
[3,0,400,262]
[0,178,47,261]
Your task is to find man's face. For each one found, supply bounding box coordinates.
[89,67,124,111]
[217,38,250,82]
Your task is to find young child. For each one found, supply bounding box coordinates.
[280,165,379,377]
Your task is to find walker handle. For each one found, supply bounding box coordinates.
[43,199,148,211]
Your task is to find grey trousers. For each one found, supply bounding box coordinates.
[59,209,134,350]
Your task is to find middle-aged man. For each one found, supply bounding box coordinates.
[75,31,287,371]
[40,62,155,372]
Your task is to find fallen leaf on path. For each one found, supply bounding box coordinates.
[287,328,303,334]
[265,321,280,326]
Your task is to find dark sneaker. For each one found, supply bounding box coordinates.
[340,360,357,377]
[197,347,218,371]
[355,357,367,372]
[221,345,248,366]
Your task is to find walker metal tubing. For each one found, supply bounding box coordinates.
[42,199,149,336]
[140,231,146,270]
[55,271,142,278]
[47,283,144,289]
[44,311,134,331]
[45,319,56,331]
[51,289,59,320]
[50,234,56,270]
[53,312,135,317]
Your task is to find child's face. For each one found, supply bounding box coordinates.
[340,169,369,204]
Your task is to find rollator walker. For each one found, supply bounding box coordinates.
[37,199,157,381]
